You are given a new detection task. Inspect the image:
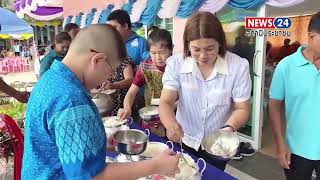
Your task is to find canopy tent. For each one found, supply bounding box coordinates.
[0,8,33,40]
[62,0,306,28]
[15,0,63,21]
[12,0,308,24]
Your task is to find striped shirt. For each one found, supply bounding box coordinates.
[162,52,251,150]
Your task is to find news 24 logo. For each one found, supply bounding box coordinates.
[245,17,292,29]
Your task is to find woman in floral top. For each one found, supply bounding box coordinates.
[104,57,134,116]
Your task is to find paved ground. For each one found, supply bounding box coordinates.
[1,71,37,84]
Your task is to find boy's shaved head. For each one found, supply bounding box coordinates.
[68,24,127,68]
[62,24,129,90]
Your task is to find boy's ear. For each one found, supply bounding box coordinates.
[90,52,105,66]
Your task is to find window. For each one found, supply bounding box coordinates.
[218,8,258,138]
[154,17,173,36]
[135,27,146,37]
[134,17,174,39]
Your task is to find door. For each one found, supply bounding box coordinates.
[217,5,267,149]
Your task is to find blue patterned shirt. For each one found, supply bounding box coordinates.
[39,50,64,77]
[22,60,107,179]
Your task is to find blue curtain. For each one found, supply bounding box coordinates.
[98,5,114,24]
[122,0,136,14]
[139,0,163,25]
[228,0,265,10]
[75,13,83,26]
[176,0,206,18]
[86,9,96,27]
[65,16,72,26]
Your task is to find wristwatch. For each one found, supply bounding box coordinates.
[220,124,236,132]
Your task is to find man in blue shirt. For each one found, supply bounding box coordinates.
[107,9,150,66]
[64,23,80,40]
[22,24,179,179]
[269,12,320,180]
[107,10,149,116]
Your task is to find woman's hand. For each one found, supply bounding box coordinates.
[117,108,132,120]
[14,91,30,103]
[166,122,184,143]
[220,127,234,132]
[105,82,118,90]
[99,81,109,90]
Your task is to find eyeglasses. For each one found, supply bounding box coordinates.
[90,49,116,75]
[189,47,218,56]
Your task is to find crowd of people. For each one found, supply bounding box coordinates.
[266,38,302,65]
[0,9,319,180]
[0,40,37,59]
[20,10,252,179]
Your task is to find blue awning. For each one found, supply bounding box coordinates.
[0,7,33,35]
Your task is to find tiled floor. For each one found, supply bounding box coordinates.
[2,71,37,84]
[225,165,257,180]
[229,152,286,180]
[260,116,277,158]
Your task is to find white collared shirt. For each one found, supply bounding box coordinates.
[162,52,252,150]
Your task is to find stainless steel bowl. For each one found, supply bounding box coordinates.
[90,93,113,116]
[105,156,115,163]
[140,141,173,159]
[103,116,133,128]
[101,89,117,99]
[103,116,132,148]
[113,129,149,155]
[115,153,144,162]
[202,130,240,159]
[138,106,159,121]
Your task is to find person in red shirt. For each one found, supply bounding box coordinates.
[118,29,173,120]
[275,38,292,63]
[290,41,301,54]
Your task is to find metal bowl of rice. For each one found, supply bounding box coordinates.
[202,130,240,159]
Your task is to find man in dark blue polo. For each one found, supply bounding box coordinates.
[107,9,150,66]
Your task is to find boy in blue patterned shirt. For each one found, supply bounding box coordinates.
[22,24,179,180]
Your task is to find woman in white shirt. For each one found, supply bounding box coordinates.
[34,48,45,79]
[159,12,252,170]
